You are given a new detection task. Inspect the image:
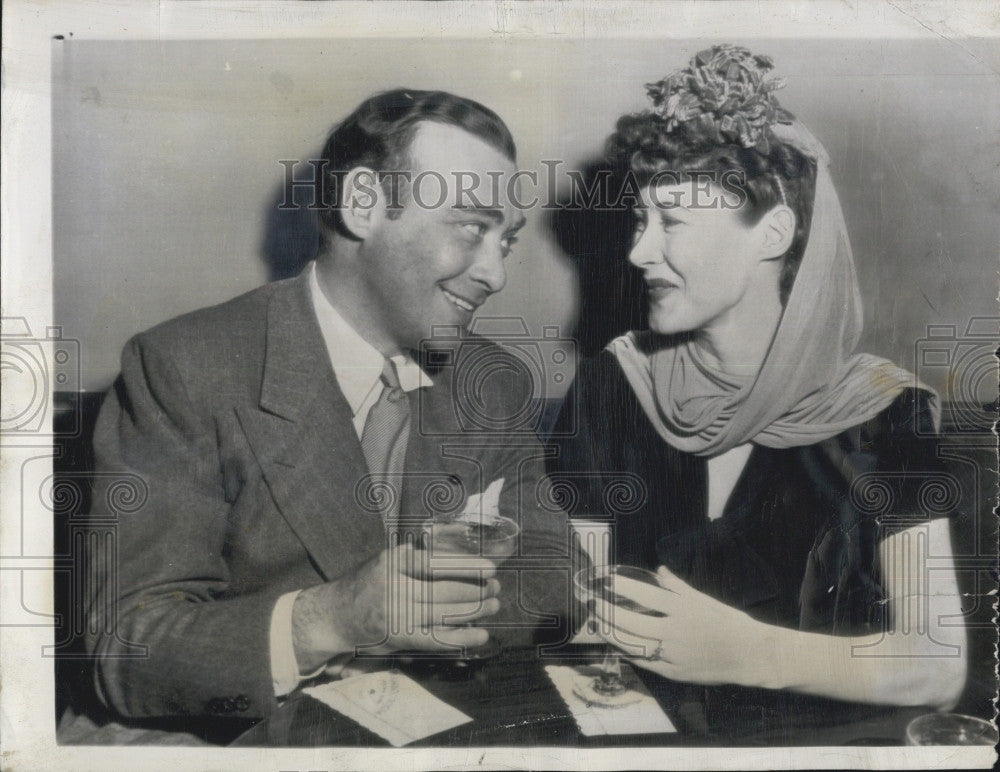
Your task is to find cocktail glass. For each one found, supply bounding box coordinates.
[420,513,519,659]
[905,713,999,746]
[573,564,665,705]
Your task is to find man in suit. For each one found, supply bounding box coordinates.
[82,90,578,741]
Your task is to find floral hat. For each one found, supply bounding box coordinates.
[645,44,796,155]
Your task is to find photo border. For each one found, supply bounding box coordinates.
[2,1,996,769]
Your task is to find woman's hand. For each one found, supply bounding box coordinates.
[592,566,769,687]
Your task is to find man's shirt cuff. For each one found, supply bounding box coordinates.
[270,590,326,697]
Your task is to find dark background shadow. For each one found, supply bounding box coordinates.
[547,160,647,357]
[260,158,322,281]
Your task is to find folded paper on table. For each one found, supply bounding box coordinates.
[545,664,677,736]
[303,671,472,746]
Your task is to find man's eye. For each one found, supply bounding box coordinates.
[501,235,519,257]
[461,222,488,238]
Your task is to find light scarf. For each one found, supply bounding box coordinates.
[609,121,939,456]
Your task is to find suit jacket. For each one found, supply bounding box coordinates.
[84,272,578,727]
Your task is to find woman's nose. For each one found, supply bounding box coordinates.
[627,227,661,269]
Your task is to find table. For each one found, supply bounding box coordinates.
[232,645,928,747]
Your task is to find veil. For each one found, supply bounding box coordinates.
[609,120,939,456]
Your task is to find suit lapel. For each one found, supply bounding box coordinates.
[235,273,385,582]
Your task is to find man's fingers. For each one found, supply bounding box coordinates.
[424,560,498,581]
[406,595,501,627]
[395,544,498,581]
[397,625,490,652]
[406,578,499,603]
[436,597,501,625]
[387,577,498,604]
[385,582,501,628]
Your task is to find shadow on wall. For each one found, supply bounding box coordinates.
[260,161,321,281]
[546,159,648,357]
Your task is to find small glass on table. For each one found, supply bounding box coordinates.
[905,713,999,746]
[419,512,519,661]
[573,564,666,707]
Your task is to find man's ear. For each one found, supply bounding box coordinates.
[339,166,383,240]
[758,204,796,261]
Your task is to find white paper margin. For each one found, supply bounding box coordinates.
[2,1,997,770]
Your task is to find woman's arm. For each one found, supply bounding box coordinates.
[754,518,967,707]
[597,517,967,708]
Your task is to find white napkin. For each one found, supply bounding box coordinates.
[455,477,505,521]
[545,664,677,736]
[303,671,472,746]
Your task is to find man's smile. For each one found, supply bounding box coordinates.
[441,287,481,313]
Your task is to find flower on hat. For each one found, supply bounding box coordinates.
[646,45,796,155]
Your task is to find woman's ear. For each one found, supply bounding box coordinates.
[758,205,796,261]
[339,166,382,240]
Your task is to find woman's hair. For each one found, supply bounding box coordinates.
[606,46,817,305]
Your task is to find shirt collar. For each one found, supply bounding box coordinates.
[308,262,432,417]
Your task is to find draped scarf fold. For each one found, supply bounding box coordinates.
[609,121,939,456]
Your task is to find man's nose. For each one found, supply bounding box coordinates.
[470,242,507,294]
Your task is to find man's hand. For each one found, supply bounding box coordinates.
[291,542,501,673]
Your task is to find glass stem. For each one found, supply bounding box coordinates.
[599,649,622,682]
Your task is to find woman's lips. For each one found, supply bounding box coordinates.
[646,278,677,297]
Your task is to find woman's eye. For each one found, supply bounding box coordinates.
[461,222,488,239]
[500,235,519,257]
[632,221,647,245]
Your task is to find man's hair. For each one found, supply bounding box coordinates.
[318,89,517,238]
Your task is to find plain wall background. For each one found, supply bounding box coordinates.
[53,37,998,396]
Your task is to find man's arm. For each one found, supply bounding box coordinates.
[87,334,505,717]
[86,334,281,720]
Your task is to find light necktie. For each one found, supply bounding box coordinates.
[360,358,411,520]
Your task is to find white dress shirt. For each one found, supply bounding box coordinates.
[705,444,753,520]
[270,262,432,697]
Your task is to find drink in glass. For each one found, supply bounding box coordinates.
[420,513,519,660]
[905,713,999,746]
[573,564,665,705]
